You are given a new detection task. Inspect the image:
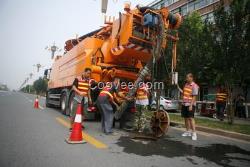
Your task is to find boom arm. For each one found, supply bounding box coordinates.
[115,6,181,119]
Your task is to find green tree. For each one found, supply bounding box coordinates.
[157,12,215,97]
[21,85,34,93]
[211,0,250,124]
[177,12,214,85]
[33,77,48,95]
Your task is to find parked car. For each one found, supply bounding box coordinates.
[197,101,217,118]
[151,96,179,112]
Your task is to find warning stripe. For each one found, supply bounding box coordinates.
[74,114,82,123]
[111,42,152,54]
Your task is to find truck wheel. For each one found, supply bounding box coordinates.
[68,92,75,117]
[46,92,52,108]
[60,93,67,115]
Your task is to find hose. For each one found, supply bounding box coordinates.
[116,12,122,46]
[115,13,166,119]
[136,5,154,13]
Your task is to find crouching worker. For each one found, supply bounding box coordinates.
[70,68,93,131]
[96,78,120,135]
[115,85,135,130]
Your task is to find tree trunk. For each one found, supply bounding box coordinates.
[226,83,234,124]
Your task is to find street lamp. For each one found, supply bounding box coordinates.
[101,0,118,13]
[45,42,61,59]
[29,73,33,79]
[33,63,42,72]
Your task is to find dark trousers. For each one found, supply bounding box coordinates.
[237,106,246,118]
[216,103,226,120]
[97,96,114,133]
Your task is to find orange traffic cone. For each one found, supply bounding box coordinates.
[65,103,86,144]
[34,96,39,109]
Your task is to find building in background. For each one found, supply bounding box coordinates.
[148,0,231,22]
[0,83,9,91]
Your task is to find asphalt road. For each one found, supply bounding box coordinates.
[0,90,250,167]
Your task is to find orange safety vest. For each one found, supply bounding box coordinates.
[99,86,114,100]
[77,77,91,96]
[216,92,227,103]
[120,86,129,96]
[183,82,198,103]
[136,83,148,100]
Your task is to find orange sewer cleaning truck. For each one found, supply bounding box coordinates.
[44,4,181,120]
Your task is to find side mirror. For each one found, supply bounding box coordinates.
[44,69,49,80]
[44,69,48,76]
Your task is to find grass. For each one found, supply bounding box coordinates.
[169,113,250,135]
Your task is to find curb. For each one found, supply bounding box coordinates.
[170,121,250,142]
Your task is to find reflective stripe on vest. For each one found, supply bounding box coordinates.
[183,85,193,103]
[99,91,114,100]
[120,86,129,96]
[136,85,148,100]
[99,85,114,100]
[77,78,90,95]
[216,93,227,102]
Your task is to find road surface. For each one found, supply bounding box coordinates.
[0,90,250,167]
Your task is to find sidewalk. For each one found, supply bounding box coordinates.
[169,113,250,142]
[197,114,250,125]
[171,112,250,125]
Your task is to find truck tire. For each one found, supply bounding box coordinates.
[60,92,67,115]
[68,92,75,117]
[46,92,53,108]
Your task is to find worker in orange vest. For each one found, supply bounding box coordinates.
[96,78,120,135]
[134,81,149,133]
[177,73,199,141]
[70,68,94,131]
[216,85,227,121]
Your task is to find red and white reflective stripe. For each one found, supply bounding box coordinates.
[142,48,151,53]
[111,43,151,54]
[111,45,125,53]
[134,46,142,51]
[74,114,82,123]
[126,43,136,49]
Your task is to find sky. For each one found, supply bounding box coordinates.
[0,0,152,90]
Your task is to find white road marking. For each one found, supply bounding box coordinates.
[39,105,44,110]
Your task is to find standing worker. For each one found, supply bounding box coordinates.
[96,78,120,135]
[134,81,149,133]
[70,68,93,131]
[216,85,227,121]
[235,94,246,118]
[177,73,199,141]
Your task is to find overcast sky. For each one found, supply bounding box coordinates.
[0,0,152,89]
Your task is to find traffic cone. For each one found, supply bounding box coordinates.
[34,96,39,109]
[65,103,86,144]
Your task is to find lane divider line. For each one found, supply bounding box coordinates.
[56,117,108,149]
[19,93,45,110]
